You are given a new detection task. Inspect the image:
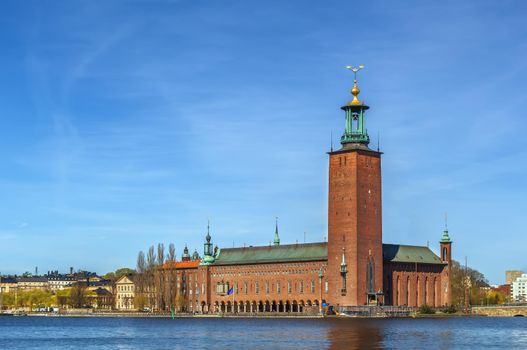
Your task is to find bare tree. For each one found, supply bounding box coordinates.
[155,243,166,310]
[167,243,176,262]
[145,246,156,309]
[137,251,146,273]
[157,243,165,266]
[134,251,146,310]
[147,246,156,269]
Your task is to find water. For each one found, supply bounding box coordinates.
[0,316,526,349]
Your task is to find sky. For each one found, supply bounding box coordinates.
[0,0,526,284]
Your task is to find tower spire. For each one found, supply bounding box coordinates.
[273,217,280,246]
[201,220,215,265]
[441,213,452,243]
[340,65,370,147]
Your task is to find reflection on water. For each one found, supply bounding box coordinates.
[325,319,383,349]
[0,316,526,349]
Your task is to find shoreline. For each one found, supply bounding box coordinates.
[1,312,502,319]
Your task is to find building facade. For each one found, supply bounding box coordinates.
[175,75,452,313]
[511,274,527,302]
[506,271,524,285]
[115,275,136,310]
[131,73,453,314]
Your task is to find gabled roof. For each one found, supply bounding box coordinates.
[115,274,135,284]
[213,242,328,266]
[159,260,200,270]
[382,244,444,265]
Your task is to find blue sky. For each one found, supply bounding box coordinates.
[0,0,526,284]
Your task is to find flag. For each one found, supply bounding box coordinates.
[227,287,234,295]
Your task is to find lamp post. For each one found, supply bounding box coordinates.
[318,267,324,315]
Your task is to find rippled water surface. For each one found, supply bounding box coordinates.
[1,316,526,349]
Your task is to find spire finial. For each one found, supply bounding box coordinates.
[441,213,452,243]
[273,217,280,246]
[206,220,211,243]
[330,131,333,152]
[345,65,365,106]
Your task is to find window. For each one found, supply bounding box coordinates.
[277,281,281,294]
[367,257,375,293]
[325,281,329,293]
[255,282,259,294]
[288,280,292,294]
[311,280,315,293]
[300,280,304,293]
[265,281,269,294]
[244,282,248,294]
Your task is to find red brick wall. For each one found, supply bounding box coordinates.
[327,148,383,306]
[200,261,328,311]
[383,262,448,307]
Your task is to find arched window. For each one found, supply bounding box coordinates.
[416,277,420,306]
[366,257,375,293]
[424,277,428,306]
[406,276,410,306]
[395,276,400,306]
[443,247,448,261]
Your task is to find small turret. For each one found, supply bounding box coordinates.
[201,222,216,265]
[182,244,190,261]
[192,249,200,260]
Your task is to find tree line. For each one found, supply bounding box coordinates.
[133,243,187,312]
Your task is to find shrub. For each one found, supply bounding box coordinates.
[441,305,457,314]
[418,304,436,314]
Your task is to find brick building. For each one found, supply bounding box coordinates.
[156,72,452,314]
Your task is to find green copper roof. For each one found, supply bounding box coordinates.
[440,229,452,243]
[382,244,444,265]
[211,242,443,266]
[212,242,327,266]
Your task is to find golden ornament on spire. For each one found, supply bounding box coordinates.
[345,65,365,106]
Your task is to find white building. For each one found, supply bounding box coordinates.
[115,275,136,310]
[511,274,527,302]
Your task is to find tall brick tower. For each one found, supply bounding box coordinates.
[327,66,383,308]
[440,221,453,306]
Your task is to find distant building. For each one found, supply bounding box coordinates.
[511,274,527,302]
[47,274,76,291]
[115,274,136,310]
[0,277,17,294]
[506,271,524,285]
[15,276,48,291]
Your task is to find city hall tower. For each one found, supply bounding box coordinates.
[327,66,383,306]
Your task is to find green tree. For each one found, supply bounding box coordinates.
[69,284,88,308]
[55,289,71,307]
[450,260,489,307]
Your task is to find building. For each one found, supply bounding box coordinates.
[158,259,201,312]
[511,274,527,302]
[0,277,17,294]
[149,72,452,314]
[115,274,136,310]
[15,276,49,291]
[506,270,524,285]
[46,273,76,291]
